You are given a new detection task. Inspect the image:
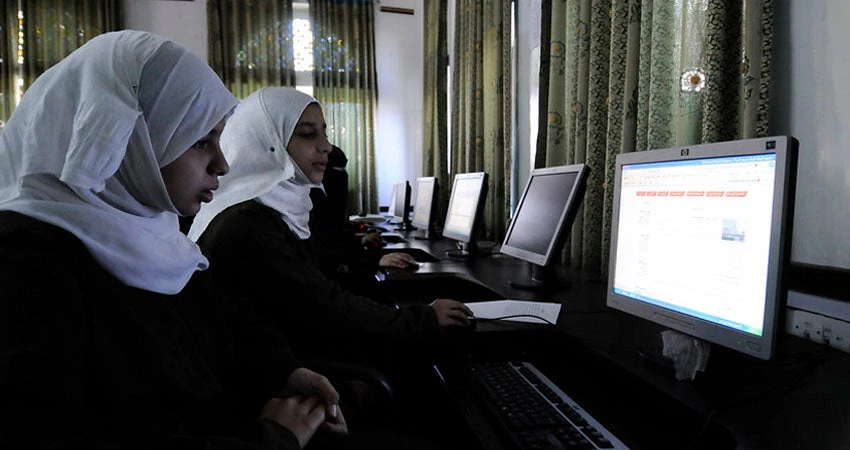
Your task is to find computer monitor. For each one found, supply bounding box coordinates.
[500,164,589,290]
[442,171,488,257]
[411,176,439,239]
[388,180,412,230]
[387,181,410,228]
[607,136,798,361]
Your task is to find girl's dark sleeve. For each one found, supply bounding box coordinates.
[200,204,441,340]
[0,232,300,450]
[217,273,303,404]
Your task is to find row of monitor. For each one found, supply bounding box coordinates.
[390,164,591,266]
[385,135,797,362]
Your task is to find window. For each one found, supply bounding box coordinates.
[1,7,26,128]
[292,2,313,97]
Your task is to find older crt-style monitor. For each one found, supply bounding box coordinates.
[607,136,798,360]
[500,164,589,290]
[443,172,488,257]
[388,180,412,230]
[411,176,439,239]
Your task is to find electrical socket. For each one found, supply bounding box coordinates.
[785,309,824,343]
[786,308,850,354]
[823,316,850,353]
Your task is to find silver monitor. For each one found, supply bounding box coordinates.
[607,136,798,360]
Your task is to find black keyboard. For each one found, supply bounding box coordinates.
[466,361,628,450]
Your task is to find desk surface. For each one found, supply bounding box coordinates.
[372,231,850,450]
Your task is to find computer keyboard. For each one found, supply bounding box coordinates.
[466,361,629,450]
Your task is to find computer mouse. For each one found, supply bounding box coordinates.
[366,239,387,249]
[403,261,420,270]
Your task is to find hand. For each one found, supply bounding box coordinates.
[430,299,474,327]
[282,368,348,435]
[360,232,383,246]
[379,252,415,268]
[260,396,326,448]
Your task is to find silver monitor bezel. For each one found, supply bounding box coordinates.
[442,172,488,243]
[411,176,437,230]
[606,136,797,360]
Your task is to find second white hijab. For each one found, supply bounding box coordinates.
[188,87,321,241]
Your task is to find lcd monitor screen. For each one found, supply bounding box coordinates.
[501,164,588,267]
[388,181,409,223]
[607,136,797,360]
[443,172,488,244]
[412,177,437,231]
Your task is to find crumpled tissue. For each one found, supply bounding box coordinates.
[661,329,711,381]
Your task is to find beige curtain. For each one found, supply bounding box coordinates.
[538,0,773,276]
[0,0,122,124]
[207,0,296,98]
[422,0,449,226]
[450,0,512,241]
[311,0,379,215]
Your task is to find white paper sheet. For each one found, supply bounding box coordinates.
[465,299,561,324]
[348,214,387,224]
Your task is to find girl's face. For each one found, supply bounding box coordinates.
[160,118,229,216]
[287,103,332,184]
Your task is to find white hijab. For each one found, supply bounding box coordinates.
[0,30,238,294]
[188,87,321,241]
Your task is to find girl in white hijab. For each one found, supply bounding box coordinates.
[0,28,235,295]
[189,87,322,241]
[190,87,474,367]
[0,31,344,449]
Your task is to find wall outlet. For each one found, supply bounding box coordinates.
[785,309,824,343]
[823,316,850,353]
[785,308,850,354]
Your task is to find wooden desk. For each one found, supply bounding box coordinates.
[372,233,850,450]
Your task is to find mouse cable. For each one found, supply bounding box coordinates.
[476,314,555,325]
[683,353,818,450]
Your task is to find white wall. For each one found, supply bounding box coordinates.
[770,0,850,270]
[373,0,423,209]
[515,1,542,212]
[122,0,207,61]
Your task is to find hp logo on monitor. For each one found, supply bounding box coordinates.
[680,149,689,156]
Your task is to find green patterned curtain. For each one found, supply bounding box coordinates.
[423,0,449,227]
[538,0,773,276]
[207,0,296,98]
[0,0,121,125]
[450,0,512,241]
[0,1,18,125]
[311,0,379,215]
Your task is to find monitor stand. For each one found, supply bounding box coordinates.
[413,227,439,241]
[394,220,416,232]
[508,263,571,292]
[445,241,479,259]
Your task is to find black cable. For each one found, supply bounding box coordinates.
[684,354,820,450]
[476,314,555,325]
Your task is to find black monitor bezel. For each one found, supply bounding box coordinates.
[606,136,798,361]
[500,164,589,267]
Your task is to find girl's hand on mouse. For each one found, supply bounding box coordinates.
[360,232,383,246]
[430,299,474,327]
[379,252,415,268]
